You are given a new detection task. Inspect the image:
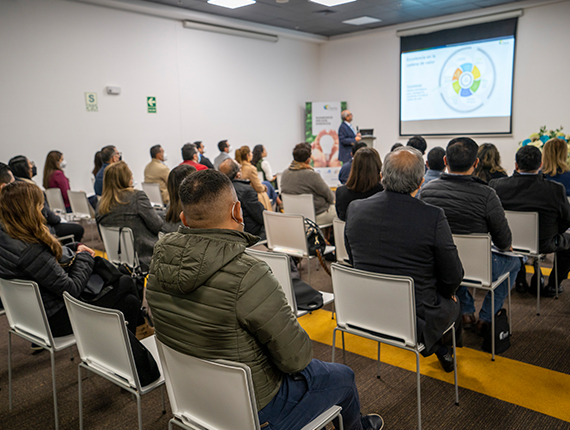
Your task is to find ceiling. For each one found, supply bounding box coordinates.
[142,0,525,37]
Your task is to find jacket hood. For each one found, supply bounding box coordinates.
[288,160,313,171]
[150,227,260,295]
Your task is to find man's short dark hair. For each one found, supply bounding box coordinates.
[194,141,203,150]
[293,143,311,162]
[218,140,228,152]
[446,137,479,172]
[516,146,542,172]
[427,147,446,171]
[351,142,367,157]
[0,162,12,185]
[406,136,427,155]
[8,155,30,179]
[182,143,197,161]
[391,143,403,152]
[150,145,162,159]
[101,145,116,164]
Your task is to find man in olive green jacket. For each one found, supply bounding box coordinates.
[147,170,383,430]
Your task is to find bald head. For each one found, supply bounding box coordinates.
[382,147,425,194]
[219,158,240,180]
[179,169,242,229]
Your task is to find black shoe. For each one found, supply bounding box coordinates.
[361,414,384,430]
[436,348,455,373]
[541,284,563,298]
[515,261,529,293]
[475,320,490,338]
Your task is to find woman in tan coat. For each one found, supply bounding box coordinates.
[236,146,272,211]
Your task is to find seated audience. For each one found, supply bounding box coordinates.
[391,143,403,151]
[344,146,462,372]
[473,143,507,183]
[146,169,384,430]
[335,147,383,221]
[252,144,276,184]
[144,144,171,205]
[281,143,336,226]
[542,138,570,196]
[406,135,427,155]
[96,161,164,271]
[219,158,266,239]
[195,141,214,169]
[214,139,231,170]
[94,145,121,196]
[163,164,196,233]
[422,146,445,187]
[43,150,71,212]
[420,137,520,334]
[338,142,367,185]
[180,143,207,171]
[235,146,273,211]
[490,145,569,297]
[9,155,84,243]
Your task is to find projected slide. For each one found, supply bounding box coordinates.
[400,37,514,123]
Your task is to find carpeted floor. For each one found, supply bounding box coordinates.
[1,249,569,429]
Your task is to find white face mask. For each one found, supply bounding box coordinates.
[60,160,67,169]
[228,145,232,152]
[163,152,168,161]
[231,201,245,228]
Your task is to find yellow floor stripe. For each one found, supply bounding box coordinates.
[299,309,570,423]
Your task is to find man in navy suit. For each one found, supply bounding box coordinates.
[338,110,362,163]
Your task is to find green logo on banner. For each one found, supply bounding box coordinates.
[147,97,156,113]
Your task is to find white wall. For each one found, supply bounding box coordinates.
[317,0,570,172]
[0,0,321,192]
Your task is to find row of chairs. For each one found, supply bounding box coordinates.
[45,188,95,219]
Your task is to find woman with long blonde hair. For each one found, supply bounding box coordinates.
[542,138,570,196]
[96,161,164,269]
[235,146,273,211]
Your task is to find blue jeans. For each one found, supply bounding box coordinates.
[263,181,278,205]
[258,359,364,430]
[457,252,521,323]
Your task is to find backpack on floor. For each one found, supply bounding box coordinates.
[481,308,511,354]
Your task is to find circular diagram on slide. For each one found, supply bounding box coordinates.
[439,47,496,113]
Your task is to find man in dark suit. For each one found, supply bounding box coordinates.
[490,145,570,296]
[345,146,463,372]
[219,158,266,239]
[338,110,362,163]
[194,141,214,169]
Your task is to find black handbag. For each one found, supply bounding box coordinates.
[482,308,511,354]
[304,218,331,275]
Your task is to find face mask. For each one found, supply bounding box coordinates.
[228,145,232,152]
[198,153,202,162]
[163,152,168,161]
[60,160,67,169]
[31,162,37,177]
[231,201,245,228]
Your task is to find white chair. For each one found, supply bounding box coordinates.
[142,182,165,208]
[330,263,458,430]
[68,190,96,219]
[282,193,332,228]
[257,171,265,183]
[333,218,350,265]
[245,249,335,318]
[453,234,512,360]
[263,211,334,284]
[63,292,165,430]
[156,339,343,430]
[99,225,140,269]
[275,172,282,192]
[0,279,76,430]
[504,210,558,314]
[45,188,68,214]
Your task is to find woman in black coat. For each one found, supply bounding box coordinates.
[335,147,384,221]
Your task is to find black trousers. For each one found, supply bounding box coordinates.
[54,222,84,243]
[546,232,570,288]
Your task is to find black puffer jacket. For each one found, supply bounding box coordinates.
[420,174,512,251]
[0,224,94,317]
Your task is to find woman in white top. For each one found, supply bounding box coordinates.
[252,145,276,184]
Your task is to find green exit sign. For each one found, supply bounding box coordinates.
[147,96,156,113]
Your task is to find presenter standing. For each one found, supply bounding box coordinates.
[338,110,361,163]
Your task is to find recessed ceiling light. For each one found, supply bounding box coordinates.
[207,0,256,9]
[309,0,356,7]
[342,16,381,26]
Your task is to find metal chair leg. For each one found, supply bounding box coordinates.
[79,365,84,430]
[161,385,166,414]
[8,331,12,410]
[376,342,382,379]
[416,351,422,430]
[491,289,495,361]
[337,412,344,430]
[136,393,143,430]
[332,327,337,363]
[341,331,346,364]
[536,259,541,315]
[452,325,459,406]
[508,274,512,335]
[50,350,59,430]
[554,253,559,299]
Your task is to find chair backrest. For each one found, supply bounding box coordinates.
[245,249,298,315]
[331,263,417,348]
[257,171,265,183]
[0,278,54,347]
[333,218,348,263]
[156,340,259,430]
[504,211,539,255]
[45,188,67,213]
[452,234,493,286]
[99,225,139,268]
[63,292,140,389]
[281,193,316,222]
[142,182,164,207]
[263,211,308,257]
[275,172,282,191]
[68,190,95,218]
